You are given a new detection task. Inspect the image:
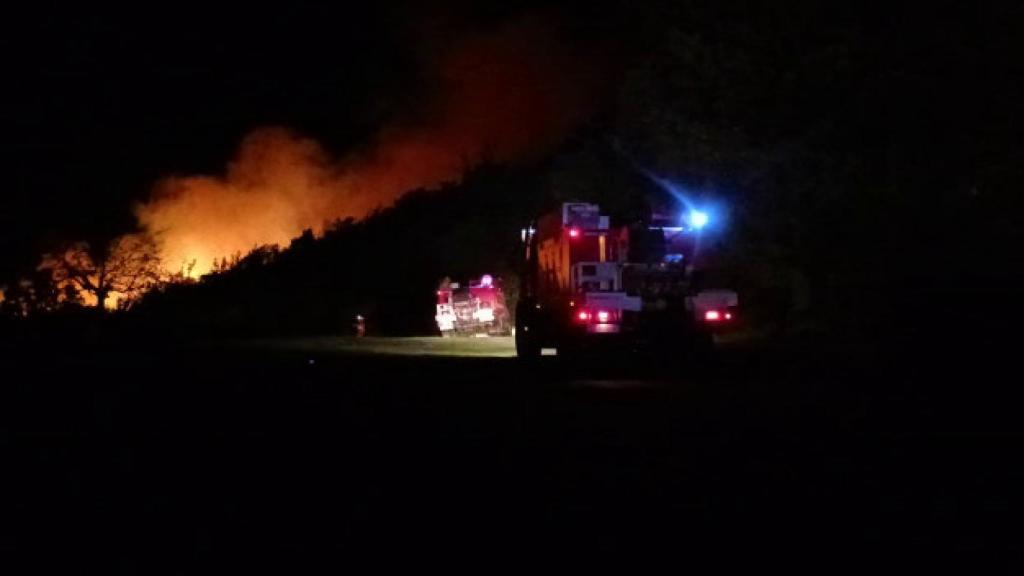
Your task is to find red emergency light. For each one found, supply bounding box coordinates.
[575,308,618,324]
[568,227,581,239]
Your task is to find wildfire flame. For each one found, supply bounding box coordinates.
[135,20,588,277]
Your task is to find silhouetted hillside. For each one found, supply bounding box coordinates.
[132,163,553,337]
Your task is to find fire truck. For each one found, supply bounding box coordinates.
[435,275,512,337]
[514,202,738,359]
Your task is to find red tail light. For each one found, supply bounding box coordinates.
[576,309,619,324]
[703,310,736,322]
[568,227,581,239]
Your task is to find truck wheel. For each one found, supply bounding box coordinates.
[515,325,541,360]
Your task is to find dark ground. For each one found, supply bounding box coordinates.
[2,333,1022,570]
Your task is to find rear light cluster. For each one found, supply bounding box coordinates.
[703,310,734,322]
[574,309,619,324]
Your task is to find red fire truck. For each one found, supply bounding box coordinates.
[435,275,512,337]
[514,202,738,359]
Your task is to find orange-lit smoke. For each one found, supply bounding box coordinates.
[136,20,589,276]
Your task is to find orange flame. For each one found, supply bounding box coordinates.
[135,20,589,277]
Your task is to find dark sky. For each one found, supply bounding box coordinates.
[2,6,381,272]
[4,2,1019,285]
[2,3,578,281]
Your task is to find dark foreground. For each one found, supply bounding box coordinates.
[2,335,1021,569]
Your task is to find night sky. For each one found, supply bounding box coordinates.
[2,2,1021,285]
[1,2,584,281]
[3,6,395,275]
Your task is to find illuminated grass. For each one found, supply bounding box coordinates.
[233,336,517,358]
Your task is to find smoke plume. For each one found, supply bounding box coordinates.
[135,19,588,276]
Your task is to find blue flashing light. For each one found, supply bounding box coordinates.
[689,210,709,229]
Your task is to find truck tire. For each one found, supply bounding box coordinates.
[515,325,541,360]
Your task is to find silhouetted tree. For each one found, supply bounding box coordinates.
[39,233,163,310]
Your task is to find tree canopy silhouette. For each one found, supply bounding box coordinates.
[39,233,163,310]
